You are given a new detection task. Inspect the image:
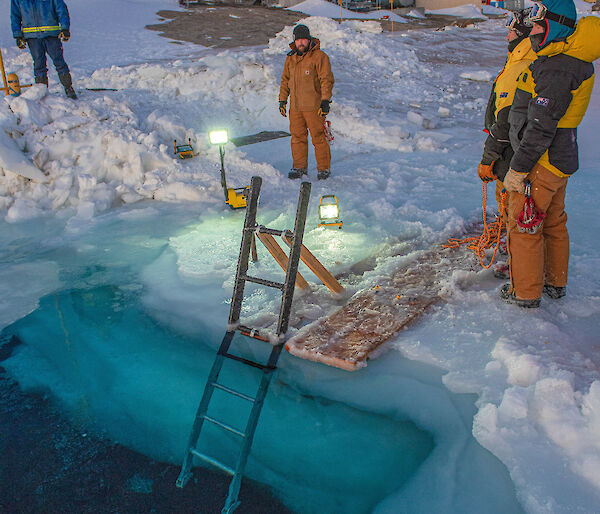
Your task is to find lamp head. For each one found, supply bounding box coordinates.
[209,129,228,145]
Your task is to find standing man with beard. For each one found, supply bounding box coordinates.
[500,0,600,307]
[279,24,334,180]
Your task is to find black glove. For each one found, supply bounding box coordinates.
[318,100,330,117]
[59,29,70,42]
[279,100,287,117]
[16,37,26,49]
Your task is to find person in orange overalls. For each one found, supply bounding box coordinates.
[279,24,334,180]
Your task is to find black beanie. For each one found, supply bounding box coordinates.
[293,24,311,41]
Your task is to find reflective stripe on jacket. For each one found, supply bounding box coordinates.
[279,38,334,112]
[11,0,70,39]
[509,17,599,178]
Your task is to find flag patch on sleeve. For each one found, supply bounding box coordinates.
[535,96,550,106]
[499,92,508,98]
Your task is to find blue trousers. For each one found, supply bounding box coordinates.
[26,37,70,79]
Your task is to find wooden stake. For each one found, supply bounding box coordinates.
[283,234,344,294]
[0,48,9,97]
[256,232,309,289]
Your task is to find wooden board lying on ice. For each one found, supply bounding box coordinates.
[230,130,290,147]
[285,245,476,371]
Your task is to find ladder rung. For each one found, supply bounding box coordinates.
[245,226,289,237]
[242,274,284,290]
[212,382,256,403]
[258,227,286,236]
[237,325,271,343]
[203,415,246,438]
[221,351,274,371]
[190,448,235,476]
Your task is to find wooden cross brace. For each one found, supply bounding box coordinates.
[253,232,343,294]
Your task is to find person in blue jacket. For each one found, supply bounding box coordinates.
[11,0,77,99]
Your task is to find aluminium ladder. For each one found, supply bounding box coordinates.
[176,176,311,513]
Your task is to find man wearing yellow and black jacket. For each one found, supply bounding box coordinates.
[500,0,600,307]
[478,11,537,280]
[479,12,536,186]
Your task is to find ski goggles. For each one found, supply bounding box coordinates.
[527,2,576,28]
[505,10,532,30]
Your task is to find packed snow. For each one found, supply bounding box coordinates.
[1,1,600,513]
[287,0,408,23]
[425,4,487,18]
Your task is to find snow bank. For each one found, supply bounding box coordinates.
[405,9,426,19]
[0,16,441,222]
[460,70,493,82]
[426,4,487,19]
[288,0,407,22]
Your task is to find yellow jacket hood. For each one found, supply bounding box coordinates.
[539,16,600,63]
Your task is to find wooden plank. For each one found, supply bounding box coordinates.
[285,246,476,371]
[230,130,291,147]
[283,234,344,294]
[255,232,309,289]
[0,48,9,96]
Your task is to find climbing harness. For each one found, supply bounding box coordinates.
[444,181,506,269]
[516,181,546,234]
[323,119,334,145]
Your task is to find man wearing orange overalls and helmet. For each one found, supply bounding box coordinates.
[279,24,334,181]
[500,0,600,307]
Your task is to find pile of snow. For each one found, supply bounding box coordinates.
[575,0,600,17]
[460,70,493,82]
[405,9,426,19]
[1,16,445,223]
[288,0,408,22]
[426,4,487,19]
[481,4,507,15]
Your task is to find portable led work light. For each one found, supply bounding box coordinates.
[209,129,247,209]
[318,195,342,229]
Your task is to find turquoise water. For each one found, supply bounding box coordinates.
[0,203,522,513]
[5,285,434,514]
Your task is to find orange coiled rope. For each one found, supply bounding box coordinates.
[443,181,506,269]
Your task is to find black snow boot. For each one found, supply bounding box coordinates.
[35,76,48,86]
[317,169,331,180]
[499,284,540,308]
[543,284,566,299]
[288,168,307,179]
[59,73,78,99]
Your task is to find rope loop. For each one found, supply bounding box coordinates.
[443,181,506,269]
